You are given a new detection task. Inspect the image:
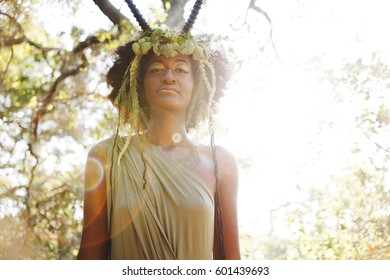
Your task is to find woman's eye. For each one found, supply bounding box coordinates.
[149,68,163,73]
[175,68,189,73]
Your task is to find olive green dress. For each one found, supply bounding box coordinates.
[106,137,214,260]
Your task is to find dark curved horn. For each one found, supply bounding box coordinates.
[125,0,152,31]
[182,0,203,33]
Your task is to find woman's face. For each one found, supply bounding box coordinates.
[143,55,194,114]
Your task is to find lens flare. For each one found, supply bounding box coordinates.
[84,157,105,193]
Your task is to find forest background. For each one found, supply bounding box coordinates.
[0,0,389,259]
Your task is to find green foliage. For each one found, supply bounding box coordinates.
[268,166,390,259]
[0,0,128,259]
[262,53,390,260]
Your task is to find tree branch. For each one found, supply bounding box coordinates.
[249,0,273,47]
[0,186,27,200]
[243,0,279,58]
[358,123,390,153]
[161,0,187,29]
[249,0,272,34]
[3,35,61,52]
[2,45,14,77]
[32,56,88,139]
[1,12,61,52]
[92,0,128,26]
[73,35,100,54]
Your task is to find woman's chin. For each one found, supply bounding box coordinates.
[148,98,190,112]
[148,103,185,114]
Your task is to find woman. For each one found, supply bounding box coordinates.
[77,0,240,260]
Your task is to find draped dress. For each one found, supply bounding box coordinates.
[106,137,215,260]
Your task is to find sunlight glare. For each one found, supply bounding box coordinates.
[84,157,105,193]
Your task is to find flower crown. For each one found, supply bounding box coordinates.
[132,29,205,60]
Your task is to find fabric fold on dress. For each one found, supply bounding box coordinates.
[107,137,214,260]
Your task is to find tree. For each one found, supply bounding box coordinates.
[0,0,134,259]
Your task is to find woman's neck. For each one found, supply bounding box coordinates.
[148,111,190,148]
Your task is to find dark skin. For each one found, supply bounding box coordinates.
[77,55,240,260]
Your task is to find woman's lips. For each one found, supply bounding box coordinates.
[157,88,179,94]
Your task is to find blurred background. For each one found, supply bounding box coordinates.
[0,0,389,259]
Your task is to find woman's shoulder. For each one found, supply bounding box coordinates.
[87,138,113,162]
[199,144,237,172]
[216,145,236,164]
[198,144,238,194]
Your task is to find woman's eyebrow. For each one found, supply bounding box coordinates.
[175,58,191,65]
[148,59,164,65]
[148,58,191,65]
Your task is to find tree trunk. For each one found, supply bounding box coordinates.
[93,0,127,25]
[162,0,188,30]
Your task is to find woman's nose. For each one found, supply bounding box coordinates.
[161,69,176,84]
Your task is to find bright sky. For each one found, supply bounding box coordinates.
[35,0,390,239]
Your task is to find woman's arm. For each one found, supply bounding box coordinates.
[213,146,241,260]
[77,140,110,259]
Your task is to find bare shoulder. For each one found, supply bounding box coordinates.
[87,138,112,162]
[215,145,237,167]
[199,144,238,185]
[199,144,236,162]
[215,146,238,184]
[203,145,237,172]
